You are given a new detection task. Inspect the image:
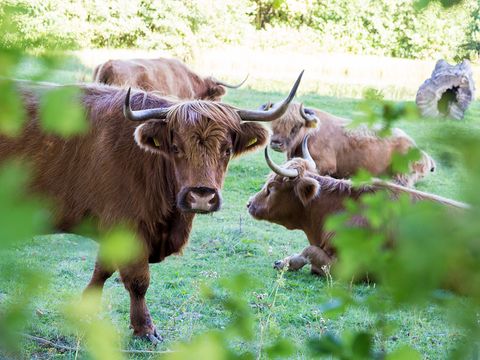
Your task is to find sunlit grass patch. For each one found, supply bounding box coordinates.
[1,86,477,358]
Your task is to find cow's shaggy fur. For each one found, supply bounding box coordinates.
[269,102,436,187]
[248,158,466,276]
[93,57,229,101]
[0,82,269,341]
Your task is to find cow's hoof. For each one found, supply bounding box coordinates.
[273,259,286,270]
[145,329,163,344]
[135,327,164,344]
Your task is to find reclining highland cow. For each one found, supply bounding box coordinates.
[265,102,436,187]
[93,57,247,101]
[247,136,467,276]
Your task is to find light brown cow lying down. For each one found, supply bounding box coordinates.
[247,138,467,276]
[266,102,436,187]
[93,57,247,101]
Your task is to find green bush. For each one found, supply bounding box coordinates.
[7,0,251,60]
[250,0,478,60]
[459,5,480,61]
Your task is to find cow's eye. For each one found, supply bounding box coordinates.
[291,125,300,135]
[265,186,272,196]
[171,144,180,154]
[224,148,232,157]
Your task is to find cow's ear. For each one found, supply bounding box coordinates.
[305,119,318,128]
[233,122,268,157]
[207,84,226,100]
[295,177,320,206]
[303,107,318,128]
[134,120,169,154]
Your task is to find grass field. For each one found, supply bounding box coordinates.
[1,67,480,359]
[73,48,480,100]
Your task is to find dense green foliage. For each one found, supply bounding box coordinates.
[461,5,480,61]
[2,1,480,359]
[250,0,477,60]
[6,0,479,60]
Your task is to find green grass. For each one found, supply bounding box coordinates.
[1,80,479,359]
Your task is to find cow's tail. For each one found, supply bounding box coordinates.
[372,178,471,210]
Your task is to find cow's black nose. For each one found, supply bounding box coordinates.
[179,187,221,213]
[273,260,284,270]
[270,140,284,152]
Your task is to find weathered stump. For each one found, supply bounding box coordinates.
[416,60,475,120]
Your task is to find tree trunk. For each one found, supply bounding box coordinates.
[415,59,475,120]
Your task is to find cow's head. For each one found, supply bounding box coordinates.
[202,75,249,101]
[125,72,303,214]
[409,150,436,184]
[247,136,319,229]
[416,151,436,174]
[264,102,318,152]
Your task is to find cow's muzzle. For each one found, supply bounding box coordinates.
[270,139,285,152]
[178,187,221,213]
[246,198,261,219]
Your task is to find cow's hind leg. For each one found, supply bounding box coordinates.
[119,258,162,343]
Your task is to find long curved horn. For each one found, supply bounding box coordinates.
[301,134,316,170]
[214,74,249,89]
[238,70,304,122]
[299,103,318,126]
[123,88,170,121]
[265,147,299,178]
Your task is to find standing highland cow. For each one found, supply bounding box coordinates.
[0,72,303,342]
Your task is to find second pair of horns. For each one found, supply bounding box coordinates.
[265,135,316,178]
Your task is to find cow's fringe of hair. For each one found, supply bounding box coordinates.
[167,100,242,131]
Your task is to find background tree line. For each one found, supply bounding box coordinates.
[10,0,480,61]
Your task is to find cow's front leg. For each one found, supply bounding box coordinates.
[301,245,335,276]
[119,258,162,343]
[274,253,309,271]
[274,245,334,275]
[83,256,115,294]
[392,172,413,187]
